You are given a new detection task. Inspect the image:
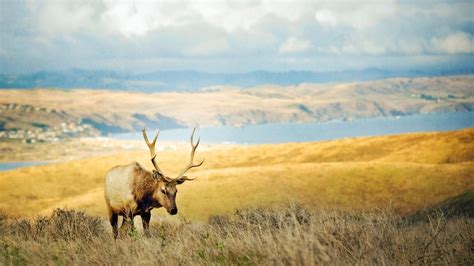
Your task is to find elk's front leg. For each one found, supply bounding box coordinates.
[141,211,151,237]
[121,211,136,235]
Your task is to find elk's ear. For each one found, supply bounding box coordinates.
[176,176,196,185]
[152,170,163,181]
[176,177,186,185]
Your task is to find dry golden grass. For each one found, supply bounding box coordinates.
[0,205,472,265]
[0,128,472,221]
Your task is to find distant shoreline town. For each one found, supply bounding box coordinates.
[0,103,99,142]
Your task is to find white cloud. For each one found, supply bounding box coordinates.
[315,9,338,27]
[2,0,473,73]
[335,41,386,56]
[279,37,312,54]
[186,38,231,56]
[189,0,311,32]
[32,1,101,36]
[431,32,473,54]
[100,0,196,37]
[314,0,397,29]
[28,0,314,38]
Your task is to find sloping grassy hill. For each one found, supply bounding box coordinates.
[1,75,473,133]
[0,128,472,220]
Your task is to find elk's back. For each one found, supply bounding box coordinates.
[104,162,139,212]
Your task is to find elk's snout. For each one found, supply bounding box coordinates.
[169,208,178,215]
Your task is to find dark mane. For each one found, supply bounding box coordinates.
[130,163,160,212]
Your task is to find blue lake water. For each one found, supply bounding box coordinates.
[112,111,474,144]
[0,161,49,171]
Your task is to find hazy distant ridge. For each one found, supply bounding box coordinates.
[1,67,473,91]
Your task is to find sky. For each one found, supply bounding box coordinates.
[0,0,473,74]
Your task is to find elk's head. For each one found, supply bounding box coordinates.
[143,127,204,215]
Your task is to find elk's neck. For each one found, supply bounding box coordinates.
[130,164,160,206]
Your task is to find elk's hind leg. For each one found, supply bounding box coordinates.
[141,211,151,237]
[108,208,119,239]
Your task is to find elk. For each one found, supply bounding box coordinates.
[104,127,204,238]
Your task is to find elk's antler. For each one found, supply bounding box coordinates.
[142,128,167,178]
[175,127,204,181]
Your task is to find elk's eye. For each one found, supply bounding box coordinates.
[161,189,166,194]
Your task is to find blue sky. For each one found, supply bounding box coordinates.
[0,0,473,73]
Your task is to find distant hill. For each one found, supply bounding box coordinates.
[1,67,473,92]
[0,75,473,134]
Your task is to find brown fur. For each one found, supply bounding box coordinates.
[106,162,182,238]
[130,164,159,208]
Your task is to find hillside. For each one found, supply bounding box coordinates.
[0,75,473,134]
[0,128,472,220]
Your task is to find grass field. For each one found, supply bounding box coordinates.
[0,128,472,221]
[1,204,472,265]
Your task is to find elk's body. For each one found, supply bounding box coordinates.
[105,162,157,216]
[104,128,203,238]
